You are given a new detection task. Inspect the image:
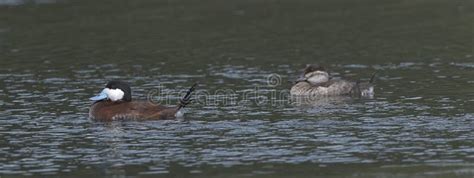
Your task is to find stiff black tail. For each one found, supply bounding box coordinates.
[177,83,198,111]
[353,72,376,97]
[369,72,377,84]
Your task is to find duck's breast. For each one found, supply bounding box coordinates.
[89,101,178,121]
[89,101,136,121]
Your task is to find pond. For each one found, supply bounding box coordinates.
[0,0,473,177]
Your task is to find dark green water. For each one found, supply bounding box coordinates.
[0,0,473,177]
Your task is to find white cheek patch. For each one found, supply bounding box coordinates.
[104,88,124,101]
[306,71,329,84]
[307,76,328,84]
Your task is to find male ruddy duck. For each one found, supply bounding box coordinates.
[290,64,375,97]
[89,81,197,121]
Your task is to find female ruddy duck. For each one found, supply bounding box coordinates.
[290,64,375,97]
[89,81,197,121]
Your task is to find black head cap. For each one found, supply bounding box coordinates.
[303,64,326,75]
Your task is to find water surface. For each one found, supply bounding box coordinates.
[0,0,473,177]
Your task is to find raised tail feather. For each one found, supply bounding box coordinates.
[369,72,377,84]
[353,72,376,97]
[177,83,198,111]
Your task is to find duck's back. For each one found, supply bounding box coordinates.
[89,101,178,121]
[290,80,356,96]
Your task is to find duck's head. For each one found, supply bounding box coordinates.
[90,80,132,102]
[296,64,330,85]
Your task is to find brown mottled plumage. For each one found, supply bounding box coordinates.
[290,64,375,97]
